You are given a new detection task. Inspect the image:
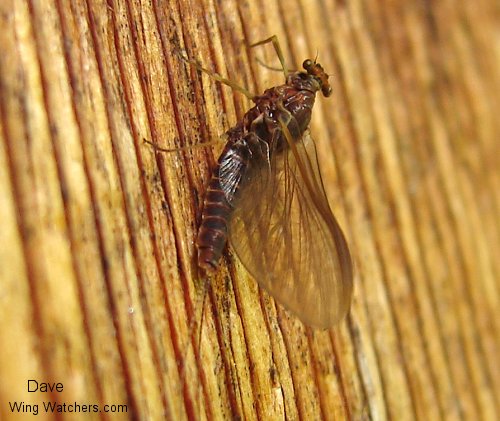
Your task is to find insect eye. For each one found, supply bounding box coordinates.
[303,59,313,71]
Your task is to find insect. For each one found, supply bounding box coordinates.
[183,36,352,328]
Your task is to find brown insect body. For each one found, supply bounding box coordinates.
[196,58,352,328]
[197,63,325,271]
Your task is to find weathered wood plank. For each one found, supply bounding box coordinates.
[0,0,498,419]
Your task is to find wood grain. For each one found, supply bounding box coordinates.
[0,0,499,420]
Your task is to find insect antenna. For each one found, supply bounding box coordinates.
[314,50,319,64]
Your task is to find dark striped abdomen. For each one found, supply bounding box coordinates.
[197,171,232,271]
[197,130,250,271]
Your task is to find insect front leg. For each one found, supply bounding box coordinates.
[143,134,227,154]
[249,35,289,79]
[176,51,256,100]
[276,101,311,142]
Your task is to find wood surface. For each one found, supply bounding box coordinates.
[0,0,499,420]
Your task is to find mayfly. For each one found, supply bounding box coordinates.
[176,36,352,328]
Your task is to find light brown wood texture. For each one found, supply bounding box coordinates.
[0,0,499,420]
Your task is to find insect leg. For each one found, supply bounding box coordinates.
[143,136,224,154]
[249,35,289,79]
[177,52,255,100]
[276,108,329,219]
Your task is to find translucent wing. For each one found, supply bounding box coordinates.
[228,128,353,328]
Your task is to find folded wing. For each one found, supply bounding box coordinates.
[228,128,353,328]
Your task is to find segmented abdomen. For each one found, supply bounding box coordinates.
[197,171,232,271]
[197,130,250,271]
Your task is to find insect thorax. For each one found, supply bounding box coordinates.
[241,76,319,153]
